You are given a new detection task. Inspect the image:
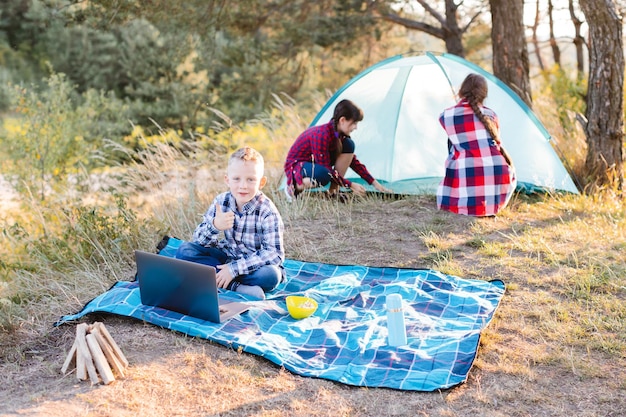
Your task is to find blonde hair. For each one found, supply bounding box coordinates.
[229,146,264,169]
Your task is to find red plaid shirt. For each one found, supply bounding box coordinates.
[437,100,516,216]
[284,121,375,188]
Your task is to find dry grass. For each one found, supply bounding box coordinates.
[0,143,625,416]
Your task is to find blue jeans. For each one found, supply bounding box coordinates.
[301,137,355,186]
[301,162,333,186]
[174,241,281,292]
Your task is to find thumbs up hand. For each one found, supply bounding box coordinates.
[213,203,235,231]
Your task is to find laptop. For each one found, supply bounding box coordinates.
[134,250,250,323]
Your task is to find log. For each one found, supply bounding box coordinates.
[75,325,87,381]
[61,340,77,375]
[86,333,115,385]
[94,322,129,367]
[62,321,129,385]
[91,326,126,378]
[76,323,99,384]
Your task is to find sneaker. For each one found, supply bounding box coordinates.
[235,284,266,300]
[284,182,302,202]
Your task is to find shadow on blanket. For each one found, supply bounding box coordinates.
[56,236,505,392]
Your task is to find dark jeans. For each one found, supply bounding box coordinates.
[301,136,356,186]
[175,241,281,292]
[301,162,333,186]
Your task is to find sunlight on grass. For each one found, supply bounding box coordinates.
[419,230,447,250]
[477,241,509,258]
[507,229,562,265]
[419,250,464,277]
[568,263,613,299]
[408,219,448,235]
[464,236,487,249]
[414,230,466,275]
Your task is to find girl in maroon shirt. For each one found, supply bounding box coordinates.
[284,99,391,200]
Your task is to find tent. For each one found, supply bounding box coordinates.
[301,52,578,195]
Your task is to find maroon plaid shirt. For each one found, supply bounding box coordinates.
[284,121,375,188]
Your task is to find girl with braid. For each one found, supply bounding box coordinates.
[283,99,392,201]
[437,73,517,216]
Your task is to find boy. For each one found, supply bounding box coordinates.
[175,146,284,300]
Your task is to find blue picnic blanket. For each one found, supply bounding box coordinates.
[56,237,505,391]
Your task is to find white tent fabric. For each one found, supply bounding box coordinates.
[308,52,579,195]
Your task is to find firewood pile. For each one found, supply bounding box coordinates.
[61,322,129,385]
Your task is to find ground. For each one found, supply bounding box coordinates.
[1,193,624,417]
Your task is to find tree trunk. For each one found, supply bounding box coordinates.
[578,0,624,191]
[442,0,464,57]
[568,0,586,79]
[548,0,561,66]
[531,0,545,71]
[489,0,533,107]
